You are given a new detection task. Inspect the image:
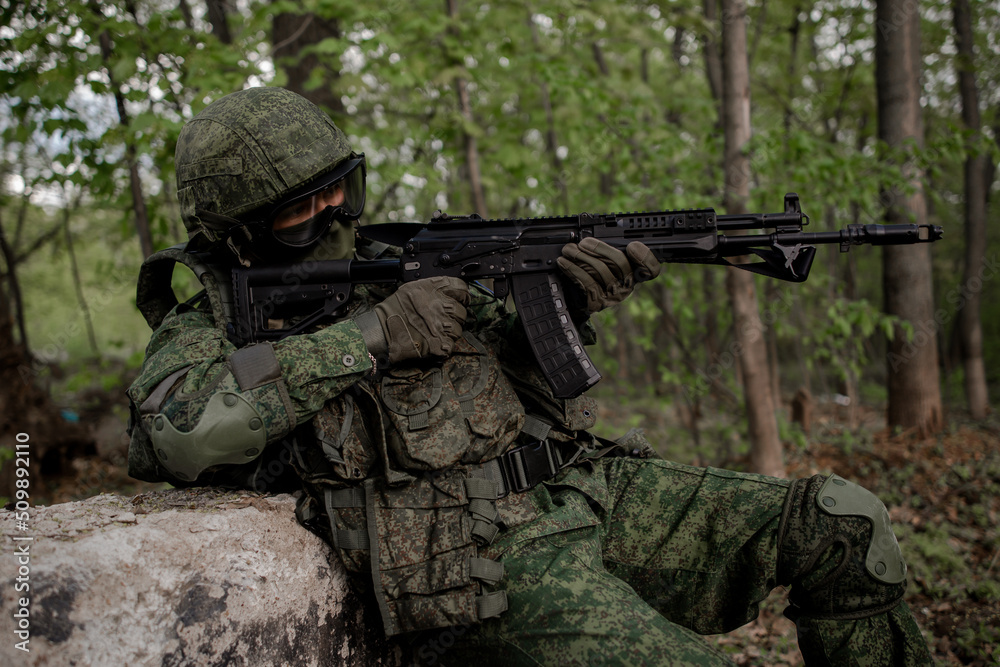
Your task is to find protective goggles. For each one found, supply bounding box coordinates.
[267,153,366,248]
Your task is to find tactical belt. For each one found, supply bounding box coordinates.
[481,416,585,498]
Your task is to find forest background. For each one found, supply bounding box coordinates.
[1,0,998,664]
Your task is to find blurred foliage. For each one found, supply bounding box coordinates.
[1,0,999,432]
[3,4,999,662]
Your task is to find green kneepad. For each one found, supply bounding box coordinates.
[778,474,907,621]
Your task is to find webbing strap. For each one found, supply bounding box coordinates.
[326,487,365,508]
[332,527,370,550]
[465,475,501,545]
[136,244,233,334]
[317,394,355,466]
[468,498,498,523]
[139,366,192,415]
[229,343,281,390]
[319,440,346,465]
[459,397,476,419]
[464,477,500,500]
[520,415,552,441]
[479,459,509,497]
[323,488,370,550]
[510,453,529,490]
[364,478,396,635]
[469,557,504,585]
[408,411,430,430]
[476,591,508,620]
[453,333,491,420]
[471,520,500,545]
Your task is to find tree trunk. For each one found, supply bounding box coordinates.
[1,200,30,352]
[206,0,233,44]
[62,194,100,358]
[875,0,943,436]
[845,112,867,301]
[0,215,95,500]
[701,268,719,362]
[952,0,991,419]
[528,14,568,211]
[720,0,784,477]
[177,0,194,30]
[765,280,781,403]
[441,0,487,217]
[271,8,344,115]
[591,42,615,199]
[700,0,723,103]
[92,13,154,259]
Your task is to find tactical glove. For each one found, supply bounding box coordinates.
[354,277,470,364]
[557,238,660,315]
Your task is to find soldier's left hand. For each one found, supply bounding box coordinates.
[557,238,660,315]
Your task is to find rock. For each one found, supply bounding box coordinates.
[0,488,404,666]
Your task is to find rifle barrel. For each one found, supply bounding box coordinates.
[717,223,942,254]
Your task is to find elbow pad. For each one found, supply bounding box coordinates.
[150,391,266,482]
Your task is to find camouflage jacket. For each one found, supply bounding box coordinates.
[126,245,613,635]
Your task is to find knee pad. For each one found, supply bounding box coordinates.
[777,474,907,621]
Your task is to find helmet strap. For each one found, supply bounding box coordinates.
[194,208,244,234]
[226,236,253,267]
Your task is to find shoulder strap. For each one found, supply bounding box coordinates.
[136,243,234,333]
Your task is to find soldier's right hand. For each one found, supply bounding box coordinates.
[356,277,470,364]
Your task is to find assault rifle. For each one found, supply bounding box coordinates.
[231,193,942,399]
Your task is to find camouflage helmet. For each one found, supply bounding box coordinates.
[175,87,365,260]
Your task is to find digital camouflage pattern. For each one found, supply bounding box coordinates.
[128,250,934,663]
[380,333,524,470]
[126,283,377,486]
[779,474,907,620]
[439,457,934,666]
[292,294,534,635]
[129,84,933,662]
[175,87,354,245]
[309,385,381,485]
[795,603,933,665]
[127,306,370,432]
[366,469,502,634]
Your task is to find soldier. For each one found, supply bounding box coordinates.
[127,86,932,665]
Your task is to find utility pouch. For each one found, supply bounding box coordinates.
[311,390,378,483]
[379,333,524,470]
[501,355,598,441]
[303,467,508,636]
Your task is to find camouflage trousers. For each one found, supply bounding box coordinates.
[418,457,931,666]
